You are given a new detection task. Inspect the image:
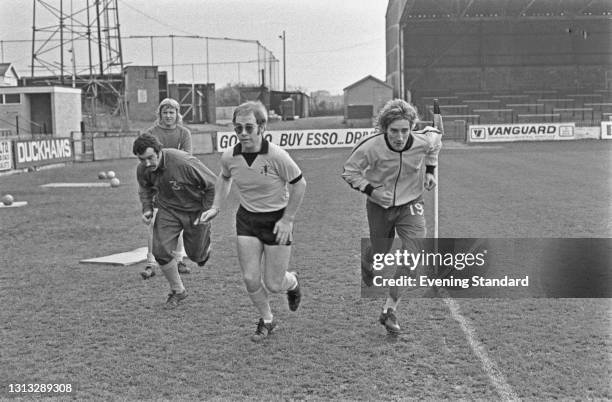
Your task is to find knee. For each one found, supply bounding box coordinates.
[242,272,261,292]
[155,255,173,266]
[153,246,173,266]
[263,277,283,293]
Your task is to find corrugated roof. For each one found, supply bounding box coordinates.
[400,0,611,20]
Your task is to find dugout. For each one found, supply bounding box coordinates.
[270,90,310,119]
[0,86,82,137]
[386,0,612,113]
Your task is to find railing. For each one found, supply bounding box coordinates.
[552,107,595,125]
[516,113,560,123]
[472,108,515,124]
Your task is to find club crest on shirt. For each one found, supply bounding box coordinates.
[169,180,184,190]
[259,164,271,176]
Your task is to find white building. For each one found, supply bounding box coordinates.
[0,63,20,87]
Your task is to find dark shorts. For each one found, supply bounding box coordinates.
[153,206,211,266]
[236,205,291,246]
[364,198,426,259]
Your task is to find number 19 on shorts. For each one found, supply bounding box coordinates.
[409,203,424,216]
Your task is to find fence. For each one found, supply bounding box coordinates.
[71,130,215,161]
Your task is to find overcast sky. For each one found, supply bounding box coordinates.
[0,0,388,95]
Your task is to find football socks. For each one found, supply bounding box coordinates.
[160,259,185,293]
[248,286,273,322]
[383,296,400,314]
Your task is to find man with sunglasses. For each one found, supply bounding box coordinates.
[342,99,441,335]
[140,98,194,280]
[199,101,306,342]
[133,133,216,309]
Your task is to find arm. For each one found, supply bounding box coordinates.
[136,165,155,223]
[420,126,442,191]
[183,159,217,212]
[181,127,193,154]
[424,170,437,191]
[198,173,232,224]
[342,144,392,207]
[341,146,374,195]
[274,177,307,245]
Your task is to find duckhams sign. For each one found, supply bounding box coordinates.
[216,128,377,152]
[469,123,576,143]
[14,138,73,168]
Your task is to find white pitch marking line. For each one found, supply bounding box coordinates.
[438,287,519,401]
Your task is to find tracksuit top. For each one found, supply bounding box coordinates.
[137,149,216,214]
[145,125,193,154]
[342,131,441,208]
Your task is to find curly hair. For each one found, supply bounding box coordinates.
[375,99,419,133]
[133,133,163,156]
[232,101,268,126]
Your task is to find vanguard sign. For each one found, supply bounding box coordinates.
[469,123,576,143]
[14,138,73,168]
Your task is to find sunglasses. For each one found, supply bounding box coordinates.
[233,124,257,134]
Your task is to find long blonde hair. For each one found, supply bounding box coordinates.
[156,98,183,126]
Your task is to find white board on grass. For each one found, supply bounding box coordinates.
[0,201,28,208]
[41,182,110,188]
[80,247,148,266]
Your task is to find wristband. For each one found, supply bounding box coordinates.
[363,184,375,196]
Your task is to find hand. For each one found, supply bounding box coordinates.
[418,126,441,135]
[195,207,219,225]
[142,210,153,225]
[273,217,293,245]
[371,188,393,207]
[424,173,437,190]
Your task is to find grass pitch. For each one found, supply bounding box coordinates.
[1,139,610,400]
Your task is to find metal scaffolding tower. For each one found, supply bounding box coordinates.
[31,0,128,128]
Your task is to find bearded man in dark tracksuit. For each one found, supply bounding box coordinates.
[133,133,216,309]
[140,97,193,279]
